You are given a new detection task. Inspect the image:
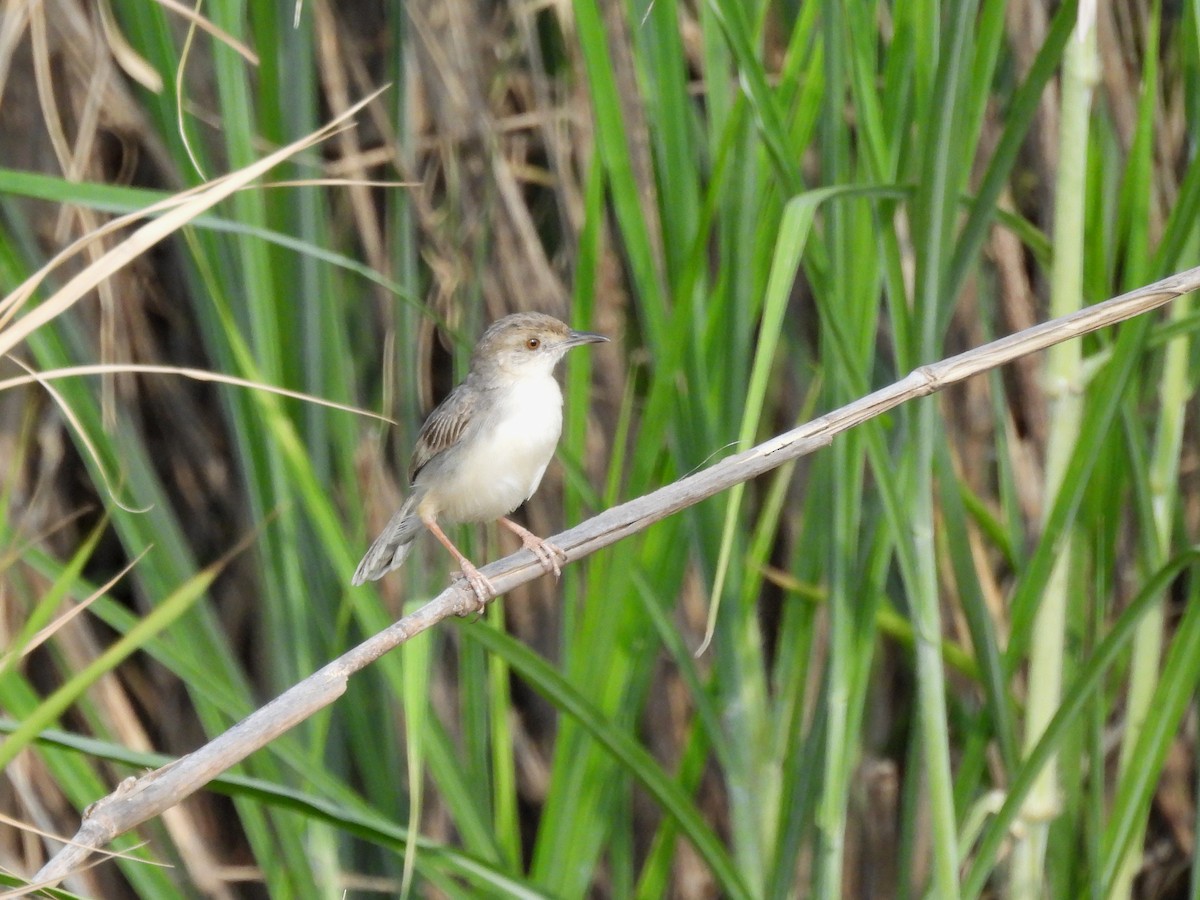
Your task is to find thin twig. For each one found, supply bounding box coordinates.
[31,266,1200,885]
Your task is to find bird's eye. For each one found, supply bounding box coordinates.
[525,337,540,350]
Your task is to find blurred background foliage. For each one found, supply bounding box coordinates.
[2,0,1200,897]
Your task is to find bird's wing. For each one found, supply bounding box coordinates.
[409,383,477,482]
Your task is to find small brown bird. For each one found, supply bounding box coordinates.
[352,312,608,607]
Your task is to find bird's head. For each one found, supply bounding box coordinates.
[470,312,608,379]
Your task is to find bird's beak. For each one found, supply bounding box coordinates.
[565,329,610,347]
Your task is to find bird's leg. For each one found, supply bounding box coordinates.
[497,517,567,580]
[423,516,494,614]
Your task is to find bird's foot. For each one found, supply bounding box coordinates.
[522,534,567,580]
[451,561,496,616]
[499,517,567,580]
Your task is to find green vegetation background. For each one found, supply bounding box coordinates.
[2,1,1200,897]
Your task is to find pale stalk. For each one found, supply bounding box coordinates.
[1107,288,1192,898]
[1010,4,1098,896]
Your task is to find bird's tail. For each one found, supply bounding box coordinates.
[352,494,423,585]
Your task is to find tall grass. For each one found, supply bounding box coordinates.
[3,1,1200,897]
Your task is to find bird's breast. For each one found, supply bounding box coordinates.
[421,376,564,523]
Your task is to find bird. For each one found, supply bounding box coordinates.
[352,312,609,610]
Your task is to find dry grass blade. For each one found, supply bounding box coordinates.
[0,811,160,900]
[3,355,147,512]
[96,0,162,92]
[0,362,397,424]
[29,265,1200,888]
[0,85,388,358]
[0,550,147,673]
[152,0,259,65]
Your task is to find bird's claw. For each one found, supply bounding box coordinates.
[497,517,568,581]
[522,536,567,580]
[452,563,496,616]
